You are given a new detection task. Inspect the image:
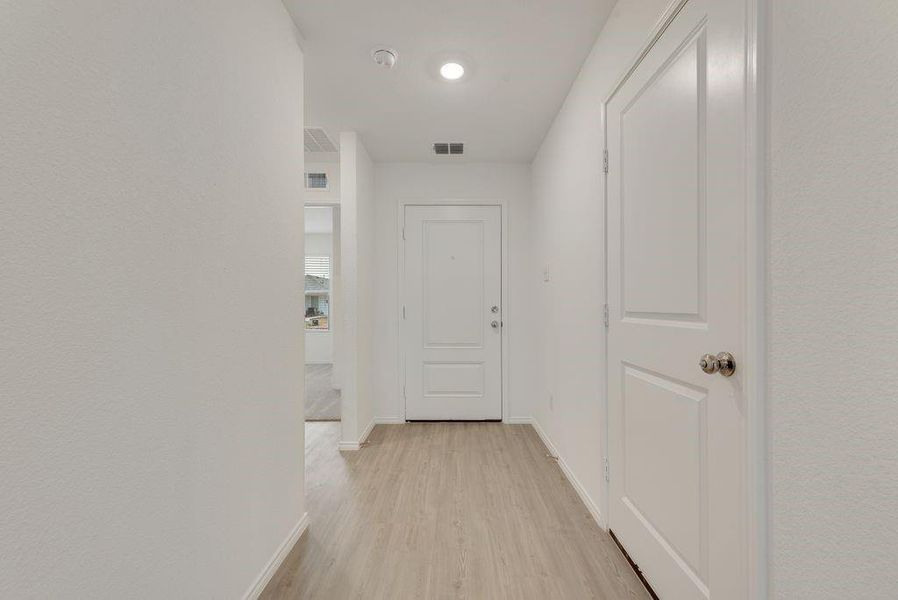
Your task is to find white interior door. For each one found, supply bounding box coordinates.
[606,0,748,598]
[403,205,502,420]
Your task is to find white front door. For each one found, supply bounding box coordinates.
[403,205,502,420]
[606,0,749,598]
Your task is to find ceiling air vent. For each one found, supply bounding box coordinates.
[304,127,337,153]
[305,172,328,190]
[433,142,464,156]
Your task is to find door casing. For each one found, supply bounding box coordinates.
[600,0,768,598]
[397,199,510,423]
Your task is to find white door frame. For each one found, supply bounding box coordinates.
[397,198,510,422]
[601,0,768,597]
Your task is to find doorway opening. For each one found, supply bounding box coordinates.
[305,204,341,422]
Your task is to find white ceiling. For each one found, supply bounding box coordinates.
[285,0,615,162]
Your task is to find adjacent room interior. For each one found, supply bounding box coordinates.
[304,204,340,422]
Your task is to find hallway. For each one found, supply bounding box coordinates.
[4,1,898,597]
[262,422,650,599]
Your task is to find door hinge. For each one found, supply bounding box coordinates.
[402,225,406,241]
[603,303,609,328]
[603,149,609,174]
[604,457,610,482]
[403,384,407,399]
[402,305,406,319]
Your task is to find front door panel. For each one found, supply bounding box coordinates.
[404,206,502,420]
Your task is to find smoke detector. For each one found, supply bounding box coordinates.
[371,48,398,69]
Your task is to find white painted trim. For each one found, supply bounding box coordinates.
[744,0,768,597]
[601,0,768,597]
[374,416,406,424]
[604,0,690,106]
[504,416,534,425]
[286,16,307,53]
[530,420,605,530]
[338,419,375,451]
[360,419,375,442]
[304,199,340,208]
[396,198,511,423]
[243,512,310,600]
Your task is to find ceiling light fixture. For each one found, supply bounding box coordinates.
[440,62,465,80]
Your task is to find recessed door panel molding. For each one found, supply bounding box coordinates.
[423,220,485,348]
[621,24,707,325]
[606,0,750,598]
[423,362,485,397]
[403,205,502,421]
[622,364,707,579]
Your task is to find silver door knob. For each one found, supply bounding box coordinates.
[491,320,500,329]
[699,352,736,377]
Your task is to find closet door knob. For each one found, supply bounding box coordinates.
[699,352,736,377]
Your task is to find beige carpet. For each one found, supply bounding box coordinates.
[305,364,340,421]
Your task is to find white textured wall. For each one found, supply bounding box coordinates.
[0,2,306,597]
[356,140,376,435]
[339,133,376,442]
[305,233,333,256]
[529,0,674,521]
[372,162,535,422]
[304,160,341,203]
[767,2,898,598]
[305,332,333,365]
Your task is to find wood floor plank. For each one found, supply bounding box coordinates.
[261,422,650,599]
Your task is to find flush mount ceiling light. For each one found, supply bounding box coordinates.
[371,48,398,69]
[440,62,465,80]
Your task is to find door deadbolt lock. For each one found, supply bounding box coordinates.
[699,352,736,377]
[491,305,500,313]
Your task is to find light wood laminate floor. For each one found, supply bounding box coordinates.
[304,364,340,421]
[262,422,650,599]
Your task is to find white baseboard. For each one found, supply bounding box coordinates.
[374,416,406,424]
[530,419,606,530]
[504,416,534,425]
[243,511,309,599]
[339,419,375,451]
